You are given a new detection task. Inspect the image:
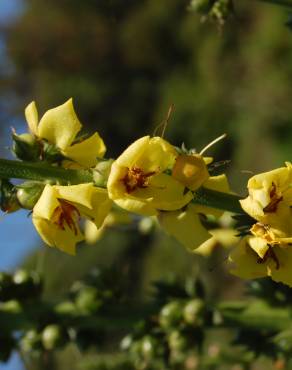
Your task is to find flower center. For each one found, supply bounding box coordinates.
[251,223,274,243]
[122,166,156,193]
[263,183,283,213]
[52,199,80,235]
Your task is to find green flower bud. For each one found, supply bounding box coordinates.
[183,299,205,326]
[20,330,42,353]
[0,179,20,213]
[93,159,114,187]
[140,335,159,360]
[12,133,41,161]
[42,324,67,350]
[168,330,189,352]
[42,141,64,163]
[16,181,45,209]
[159,301,184,330]
[189,0,214,13]
[75,286,103,314]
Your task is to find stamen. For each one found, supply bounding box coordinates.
[199,133,227,155]
[122,167,156,193]
[52,199,80,235]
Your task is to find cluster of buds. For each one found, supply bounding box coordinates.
[1,99,292,287]
[0,268,121,362]
[121,280,207,368]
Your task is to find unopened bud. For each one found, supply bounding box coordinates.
[0,179,20,213]
[189,0,214,14]
[42,141,64,163]
[42,324,67,350]
[16,181,45,209]
[93,159,114,187]
[183,299,205,326]
[172,154,209,191]
[12,133,40,161]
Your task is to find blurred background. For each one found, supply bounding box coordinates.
[0,0,292,369]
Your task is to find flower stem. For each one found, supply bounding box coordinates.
[193,187,244,214]
[0,158,93,184]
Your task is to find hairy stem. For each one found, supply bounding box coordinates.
[193,187,244,214]
[0,158,93,184]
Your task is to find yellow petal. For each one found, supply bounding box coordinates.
[143,173,193,211]
[116,136,176,172]
[268,247,292,287]
[114,197,157,216]
[209,228,239,247]
[228,238,267,280]
[116,136,150,168]
[32,216,83,255]
[158,204,211,251]
[55,183,95,209]
[62,132,106,167]
[135,136,177,172]
[193,236,217,256]
[84,220,105,244]
[25,101,39,136]
[38,98,82,150]
[249,237,269,259]
[77,187,112,228]
[33,185,60,220]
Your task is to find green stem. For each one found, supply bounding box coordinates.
[0,158,93,184]
[193,187,244,214]
[0,158,244,213]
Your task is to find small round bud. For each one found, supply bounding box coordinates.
[168,330,189,352]
[75,286,102,314]
[159,301,184,330]
[189,0,213,14]
[42,324,67,350]
[140,335,158,360]
[12,133,40,161]
[183,299,205,326]
[93,159,114,187]
[20,330,42,353]
[16,182,44,209]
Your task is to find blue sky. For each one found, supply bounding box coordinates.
[0,1,38,369]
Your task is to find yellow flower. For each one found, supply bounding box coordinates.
[84,210,132,244]
[25,99,106,167]
[229,235,292,287]
[32,183,112,255]
[240,163,292,230]
[107,136,193,216]
[172,154,210,191]
[158,174,230,252]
